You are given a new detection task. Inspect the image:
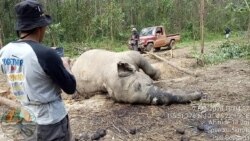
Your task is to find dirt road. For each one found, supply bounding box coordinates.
[0,46,249,141]
[67,47,250,141]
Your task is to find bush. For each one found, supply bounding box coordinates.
[193,41,250,65]
[204,41,250,64]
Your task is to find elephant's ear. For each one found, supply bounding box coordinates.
[117,61,135,77]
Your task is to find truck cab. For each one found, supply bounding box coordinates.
[139,26,180,52]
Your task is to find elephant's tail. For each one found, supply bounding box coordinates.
[148,86,202,105]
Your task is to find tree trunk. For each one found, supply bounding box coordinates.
[244,0,250,40]
[110,1,114,42]
[50,30,56,46]
[0,31,2,48]
[200,0,205,54]
[0,21,3,48]
[0,29,2,48]
[248,19,250,40]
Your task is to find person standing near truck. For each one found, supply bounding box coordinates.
[0,0,76,140]
[130,27,140,51]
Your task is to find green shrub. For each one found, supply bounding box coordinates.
[193,41,250,65]
[205,41,250,64]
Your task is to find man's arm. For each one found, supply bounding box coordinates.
[44,50,76,94]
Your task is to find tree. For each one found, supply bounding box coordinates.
[200,0,205,54]
[0,20,3,48]
[0,0,249,45]
[243,0,250,40]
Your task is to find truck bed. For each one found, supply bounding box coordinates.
[166,33,180,37]
[166,34,180,41]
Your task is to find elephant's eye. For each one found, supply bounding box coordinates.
[133,82,141,92]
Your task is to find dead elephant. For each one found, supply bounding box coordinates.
[71,49,202,105]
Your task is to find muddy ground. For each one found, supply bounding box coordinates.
[0,46,250,141]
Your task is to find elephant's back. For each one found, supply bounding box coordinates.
[71,49,118,94]
[72,49,139,70]
[72,49,115,72]
[71,49,120,87]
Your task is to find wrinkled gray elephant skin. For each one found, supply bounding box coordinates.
[71,49,201,105]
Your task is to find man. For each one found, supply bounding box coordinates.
[225,27,231,39]
[0,0,76,141]
[130,27,140,51]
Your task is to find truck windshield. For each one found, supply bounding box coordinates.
[140,27,155,36]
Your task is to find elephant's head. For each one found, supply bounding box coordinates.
[116,61,153,104]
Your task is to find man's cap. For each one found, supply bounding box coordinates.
[15,0,52,31]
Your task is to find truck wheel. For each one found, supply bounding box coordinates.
[146,43,154,52]
[169,40,175,49]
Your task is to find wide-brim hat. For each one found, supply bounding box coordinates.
[15,0,52,31]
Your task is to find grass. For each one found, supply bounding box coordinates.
[192,40,250,65]
[57,31,249,62]
[175,32,226,49]
[59,31,230,55]
[61,39,128,57]
[177,31,246,48]
[177,31,250,65]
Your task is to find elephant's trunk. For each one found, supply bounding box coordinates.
[171,91,202,104]
[147,86,202,105]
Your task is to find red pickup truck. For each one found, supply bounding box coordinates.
[139,26,180,52]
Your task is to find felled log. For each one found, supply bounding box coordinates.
[147,52,197,77]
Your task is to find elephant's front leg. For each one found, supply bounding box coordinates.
[147,86,202,105]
